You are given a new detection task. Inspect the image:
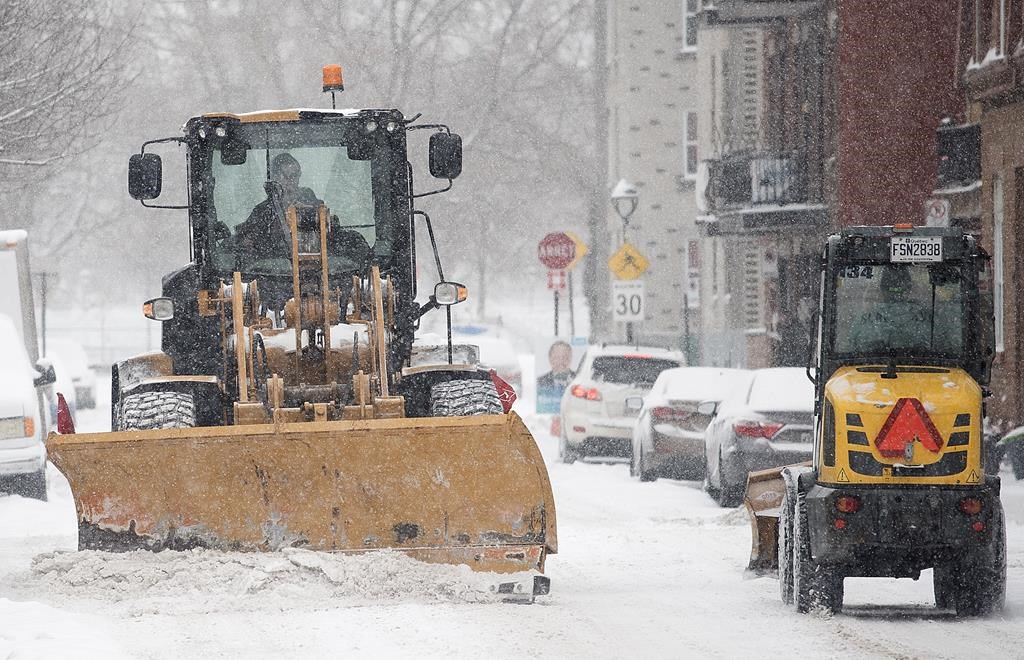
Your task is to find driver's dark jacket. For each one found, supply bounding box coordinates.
[235,187,320,261]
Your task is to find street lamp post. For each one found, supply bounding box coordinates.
[610,179,638,343]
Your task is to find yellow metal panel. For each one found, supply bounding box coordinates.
[819,366,982,486]
[47,412,556,573]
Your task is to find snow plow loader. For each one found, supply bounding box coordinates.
[744,225,1005,616]
[46,68,556,589]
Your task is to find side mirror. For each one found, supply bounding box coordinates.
[34,358,56,388]
[143,297,175,321]
[625,395,644,413]
[128,153,162,200]
[433,281,468,306]
[220,137,248,165]
[429,133,463,179]
[697,400,717,417]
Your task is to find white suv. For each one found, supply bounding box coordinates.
[559,345,684,463]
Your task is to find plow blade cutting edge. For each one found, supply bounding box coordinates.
[47,412,556,574]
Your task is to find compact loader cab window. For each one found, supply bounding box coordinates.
[833,263,964,357]
[203,124,385,279]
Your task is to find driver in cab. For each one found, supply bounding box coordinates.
[235,152,321,261]
[848,265,932,352]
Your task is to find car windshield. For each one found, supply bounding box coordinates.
[591,356,679,385]
[832,262,964,358]
[205,122,391,280]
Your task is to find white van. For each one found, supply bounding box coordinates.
[0,314,53,499]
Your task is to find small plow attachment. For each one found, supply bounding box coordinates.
[48,412,556,574]
[743,466,787,575]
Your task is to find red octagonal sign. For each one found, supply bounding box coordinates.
[537,232,575,270]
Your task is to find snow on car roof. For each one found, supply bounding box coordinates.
[746,367,814,412]
[657,367,752,401]
[588,344,684,359]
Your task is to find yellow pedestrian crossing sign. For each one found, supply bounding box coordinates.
[608,242,649,280]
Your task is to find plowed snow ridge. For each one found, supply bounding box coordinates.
[17,548,519,610]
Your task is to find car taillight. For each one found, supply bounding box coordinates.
[571,385,602,401]
[732,421,784,438]
[958,497,983,516]
[22,417,34,437]
[651,406,686,421]
[835,495,861,514]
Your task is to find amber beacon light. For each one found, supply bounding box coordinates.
[323,64,345,92]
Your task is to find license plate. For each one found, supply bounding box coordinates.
[890,236,942,262]
[0,417,24,440]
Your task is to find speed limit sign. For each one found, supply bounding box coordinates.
[612,280,644,321]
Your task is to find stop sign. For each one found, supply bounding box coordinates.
[537,232,575,270]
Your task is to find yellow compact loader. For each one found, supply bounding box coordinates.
[46,68,556,596]
[744,225,1005,616]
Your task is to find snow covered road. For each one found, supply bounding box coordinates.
[1,408,1023,658]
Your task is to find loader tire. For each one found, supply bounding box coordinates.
[118,391,196,430]
[429,379,502,417]
[792,490,843,614]
[953,509,1007,616]
[777,478,797,605]
[933,564,956,610]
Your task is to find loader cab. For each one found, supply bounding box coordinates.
[183,111,411,297]
[815,226,993,401]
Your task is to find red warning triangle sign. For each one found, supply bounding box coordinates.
[874,397,944,458]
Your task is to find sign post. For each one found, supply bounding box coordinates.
[538,232,577,335]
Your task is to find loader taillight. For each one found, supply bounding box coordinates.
[958,497,983,516]
[972,521,985,532]
[835,495,861,514]
[733,421,783,439]
[833,518,847,530]
[22,416,34,438]
[571,385,601,401]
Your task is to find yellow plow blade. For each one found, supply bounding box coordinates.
[743,466,787,575]
[47,412,556,574]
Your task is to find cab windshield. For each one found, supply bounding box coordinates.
[832,262,964,358]
[204,122,397,279]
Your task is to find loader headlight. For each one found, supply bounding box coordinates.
[143,297,175,321]
[433,281,468,306]
[365,120,378,133]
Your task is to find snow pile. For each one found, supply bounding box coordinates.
[20,547,526,613]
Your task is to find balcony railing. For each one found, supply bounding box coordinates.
[701,0,821,25]
[704,151,811,213]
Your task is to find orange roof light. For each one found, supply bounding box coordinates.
[322,64,345,93]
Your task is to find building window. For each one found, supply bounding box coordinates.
[684,111,699,179]
[682,0,699,52]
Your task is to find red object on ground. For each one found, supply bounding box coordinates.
[56,392,76,434]
[489,369,517,413]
